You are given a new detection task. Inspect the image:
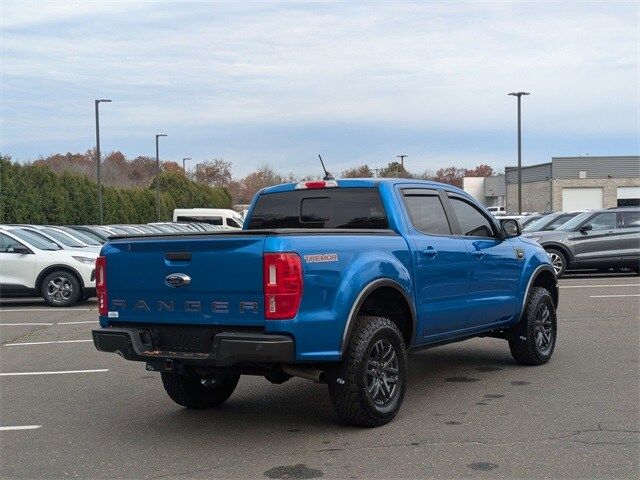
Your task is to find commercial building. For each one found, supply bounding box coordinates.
[462,175,506,208]
[464,156,639,213]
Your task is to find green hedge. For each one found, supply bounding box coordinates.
[0,156,231,224]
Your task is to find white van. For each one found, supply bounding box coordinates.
[172,208,243,229]
[487,206,507,216]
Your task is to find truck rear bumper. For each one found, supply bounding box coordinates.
[92,327,294,366]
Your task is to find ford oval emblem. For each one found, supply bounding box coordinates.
[165,273,191,287]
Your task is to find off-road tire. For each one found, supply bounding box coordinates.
[508,287,557,366]
[161,372,240,409]
[545,248,567,277]
[328,316,408,427]
[41,270,81,307]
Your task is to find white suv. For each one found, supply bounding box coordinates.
[0,227,97,307]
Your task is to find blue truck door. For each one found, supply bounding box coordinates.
[445,193,520,327]
[400,188,470,340]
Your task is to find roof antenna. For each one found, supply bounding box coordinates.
[318,154,334,180]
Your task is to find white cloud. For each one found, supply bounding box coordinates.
[1,1,637,173]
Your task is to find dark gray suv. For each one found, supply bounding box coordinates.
[524,207,640,277]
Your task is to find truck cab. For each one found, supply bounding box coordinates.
[93,179,558,427]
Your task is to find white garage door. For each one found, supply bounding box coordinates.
[617,186,640,200]
[617,186,640,207]
[562,187,603,211]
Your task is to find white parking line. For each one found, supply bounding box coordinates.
[589,294,640,298]
[0,320,96,327]
[0,308,94,312]
[56,321,97,325]
[0,322,54,326]
[560,284,640,289]
[4,339,92,347]
[0,425,42,431]
[0,369,108,377]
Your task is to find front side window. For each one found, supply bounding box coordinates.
[402,190,451,235]
[586,212,617,231]
[448,196,495,237]
[0,233,25,253]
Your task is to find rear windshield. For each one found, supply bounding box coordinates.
[247,188,389,229]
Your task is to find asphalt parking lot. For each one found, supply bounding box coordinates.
[1,273,638,479]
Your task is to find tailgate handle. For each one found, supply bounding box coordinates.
[165,252,192,261]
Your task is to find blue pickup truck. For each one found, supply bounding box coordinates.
[92,179,558,427]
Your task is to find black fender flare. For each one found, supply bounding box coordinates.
[340,278,417,355]
[517,264,558,322]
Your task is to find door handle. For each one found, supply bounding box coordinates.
[421,246,438,259]
[472,250,485,260]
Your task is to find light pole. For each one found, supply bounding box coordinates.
[195,163,205,182]
[182,157,192,173]
[396,155,407,178]
[155,134,167,221]
[508,91,530,214]
[94,99,111,224]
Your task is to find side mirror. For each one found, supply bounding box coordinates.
[500,218,521,239]
[8,244,32,254]
[579,224,593,233]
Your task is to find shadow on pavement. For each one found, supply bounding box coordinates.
[112,341,517,434]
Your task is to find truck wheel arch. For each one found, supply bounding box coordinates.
[340,279,416,354]
[519,264,559,319]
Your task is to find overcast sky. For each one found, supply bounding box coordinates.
[1,1,638,177]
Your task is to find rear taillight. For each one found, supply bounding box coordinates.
[96,256,107,316]
[263,253,303,320]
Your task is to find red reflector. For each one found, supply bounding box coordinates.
[263,253,303,320]
[95,256,108,316]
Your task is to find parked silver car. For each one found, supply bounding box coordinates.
[524,207,640,276]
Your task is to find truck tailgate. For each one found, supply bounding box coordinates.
[104,234,266,326]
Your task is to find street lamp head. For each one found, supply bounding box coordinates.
[96,99,112,103]
[183,157,192,161]
[508,92,530,97]
[156,134,167,138]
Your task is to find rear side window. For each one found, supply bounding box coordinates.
[621,211,640,228]
[448,196,495,237]
[402,190,451,235]
[248,188,388,229]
